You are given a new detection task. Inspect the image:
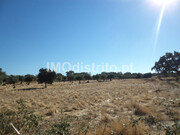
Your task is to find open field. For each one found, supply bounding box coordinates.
[0,77,180,134]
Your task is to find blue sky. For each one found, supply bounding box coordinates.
[0,0,180,75]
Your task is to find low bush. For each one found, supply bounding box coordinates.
[46,118,71,135]
[0,99,42,135]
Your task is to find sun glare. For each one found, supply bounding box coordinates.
[152,0,177,52]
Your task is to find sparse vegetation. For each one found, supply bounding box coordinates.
[0,78,179,134]
[0,99,72,135]
[0,99,42,135]
[46,115,71,135]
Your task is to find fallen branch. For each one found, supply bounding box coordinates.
[10,123,21,135]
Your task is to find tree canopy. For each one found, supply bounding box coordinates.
[0,68,7,84]
[37,68,56,88]
[6,75,19,88]
[66,71,75,83]
[24,74,35,85]
[152,51,180,76]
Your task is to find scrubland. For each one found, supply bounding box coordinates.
[0,77,180,135]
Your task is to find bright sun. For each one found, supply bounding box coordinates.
[152,0,175,6]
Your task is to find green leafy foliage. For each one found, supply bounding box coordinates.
[75,74,84,84]
[83,73,91,81]
[123,72,132,79]
[143,73,153,78]
[66,71,75,83]
[99,73,107,81]
[0,99,42,135]
[18,75,25,84]
[55,73,66,82]
[0,76,4,84]
[152,51,180,76]
[37,68,56,88]
[0,68,7,85]
[24,74,35,85]
[92,74,100,81]
[5,75,19,88]
[107,74,114,81]
[136,73,143,79]
[46,116,71,135]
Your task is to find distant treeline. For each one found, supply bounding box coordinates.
[0,68,172,88]
[0,51,179,88]
[0,71,37,88]
[0,68,156,88]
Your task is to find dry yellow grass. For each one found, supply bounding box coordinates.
[83,120,149,135]
[0,78,180,134]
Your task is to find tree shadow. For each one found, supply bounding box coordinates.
[166,78,175,82]
[14,87,44,91]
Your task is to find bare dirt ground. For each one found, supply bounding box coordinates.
[0,78,180,134]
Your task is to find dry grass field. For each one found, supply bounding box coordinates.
[0,77,180,134]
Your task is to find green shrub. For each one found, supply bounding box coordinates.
[46,118,71,135]
[0,99,42,135]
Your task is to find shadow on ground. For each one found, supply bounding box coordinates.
[14,87,44,91]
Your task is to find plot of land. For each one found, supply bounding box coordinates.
[0,78,180,134]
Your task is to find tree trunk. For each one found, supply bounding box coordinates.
[13,83,16,88]
[177,71,180,76]
[45,82,47,88]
